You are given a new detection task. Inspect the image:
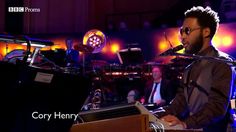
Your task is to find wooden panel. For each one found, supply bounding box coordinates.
[70,114,149,132]
[70,114,203,132]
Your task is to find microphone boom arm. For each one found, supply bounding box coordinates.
[172,53,236,66]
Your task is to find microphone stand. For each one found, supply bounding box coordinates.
[170,53,236,66]
[21,35,31,63]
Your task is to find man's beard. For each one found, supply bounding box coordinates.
[184,34,204,54]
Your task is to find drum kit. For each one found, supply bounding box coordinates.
[0,29,107,74]
[0,31,195,111]
[0,30,193,78]
[3,49,26,63]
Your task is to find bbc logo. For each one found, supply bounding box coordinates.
[8,7,24,12]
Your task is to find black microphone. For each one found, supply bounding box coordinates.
[159,45,184,56]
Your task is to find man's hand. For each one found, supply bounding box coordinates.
[161,114,187,129]
[155,99,166,106]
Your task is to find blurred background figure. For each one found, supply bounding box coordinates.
[127,89,141,103]
[65,38,79,67]
[119,21,128,31]
[144,66,176,107]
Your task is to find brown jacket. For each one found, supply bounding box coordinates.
[157,46,236,132]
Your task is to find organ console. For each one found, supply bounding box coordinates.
[71,102,203,132]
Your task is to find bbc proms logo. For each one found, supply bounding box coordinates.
[8,7,40,13]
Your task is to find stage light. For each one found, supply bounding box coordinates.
[212,36,220,47]
[222,36,233,47]
[1,48,6,56]
[111,44,120,53]
[101,46,108,53]
[51,45,61,50]
[83,29,106,53]
[158,41,168,52]
[15,46,24,49]
[86,34,102,48]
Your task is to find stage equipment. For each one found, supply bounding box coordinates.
[170,52,236,66]
[0,34,54,65]
[3,49,26,63]
[82,29,106,53]
[117,47,144,65]
[77,101,183,130]
[0,34,53,47]
[0,61,91,132]
[158,45,184,56]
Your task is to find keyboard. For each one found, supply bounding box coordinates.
[78,102,183,130]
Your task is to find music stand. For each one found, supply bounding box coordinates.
[117,48,144,65]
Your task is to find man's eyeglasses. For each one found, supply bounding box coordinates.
[180,27,201,36]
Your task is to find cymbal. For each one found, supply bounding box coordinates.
[74,44,94,53]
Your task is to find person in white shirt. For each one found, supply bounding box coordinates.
[144,66,175,106]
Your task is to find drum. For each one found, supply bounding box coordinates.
[3,49,26,64]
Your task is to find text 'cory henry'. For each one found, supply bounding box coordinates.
[32,111,79,121]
